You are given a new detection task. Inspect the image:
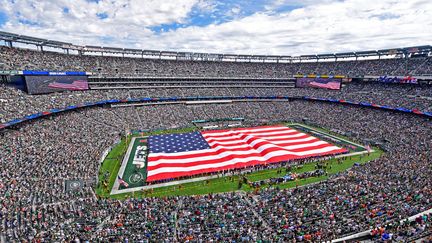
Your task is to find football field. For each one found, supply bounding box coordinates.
[103,123,379,197]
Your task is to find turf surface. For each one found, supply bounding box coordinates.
[96,123,383,199]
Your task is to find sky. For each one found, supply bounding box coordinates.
[0,0,431,55]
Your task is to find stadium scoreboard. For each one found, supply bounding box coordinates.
[294,75,343,90]
[20,70,90,94]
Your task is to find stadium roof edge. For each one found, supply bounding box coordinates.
[0,31,430,62]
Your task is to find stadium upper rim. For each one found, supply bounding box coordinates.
[0,31,431,63]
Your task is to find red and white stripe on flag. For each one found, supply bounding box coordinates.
[146,125,347,182]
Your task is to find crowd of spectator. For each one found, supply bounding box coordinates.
[371,213,432,242]
[1,46,432,77]
[0,46,431,241]
[0,93,431,241]
[2,82,432,125]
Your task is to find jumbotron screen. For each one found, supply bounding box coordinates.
[296,77,342,90]
[25,75,89,94]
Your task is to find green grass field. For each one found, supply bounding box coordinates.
[96,123,383,199]
[96,136,131,197]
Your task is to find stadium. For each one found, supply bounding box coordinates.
[0,1,431,242]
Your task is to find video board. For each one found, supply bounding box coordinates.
[377,76,418,84]
[296,77,342,90]
[25,75,89,94]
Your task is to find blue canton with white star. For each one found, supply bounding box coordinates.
[148,132,210,153]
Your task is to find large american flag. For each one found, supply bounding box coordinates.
[146,125,347,182]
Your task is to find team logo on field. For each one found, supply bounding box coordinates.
[70,181,81,189]
[129,172,144,183]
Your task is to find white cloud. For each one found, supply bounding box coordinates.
[0,0,199,46]
[0,0,431,55]
[195,0,218,13]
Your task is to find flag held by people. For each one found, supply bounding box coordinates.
[117,176,129,187]
[146,125,348,182]
[365,144,371,153]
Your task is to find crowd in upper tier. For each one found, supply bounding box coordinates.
[1,82,432,124]
[0,93,431,241]
[1,46,432,77]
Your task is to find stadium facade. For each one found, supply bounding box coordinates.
[0,30,431,64]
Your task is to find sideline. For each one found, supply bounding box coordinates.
[110,137,137,194]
